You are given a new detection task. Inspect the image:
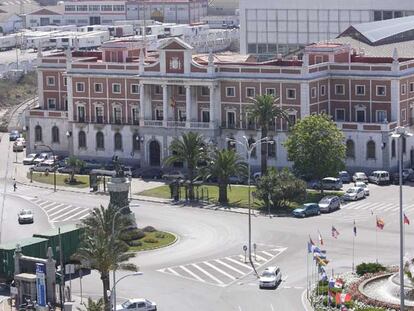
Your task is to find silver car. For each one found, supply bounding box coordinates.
[318,196,341,213]
[18,209,34,224]
[343,187,365,201]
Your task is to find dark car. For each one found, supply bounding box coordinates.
[9,130,20,141]
[292,203,320,218]
[338,171,351,183]
[80,160,103,174]
[134,168,163,179]
[390,172,406,185]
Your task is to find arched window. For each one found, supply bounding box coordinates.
[391,139,396,158]
[248,138,256,158]
[35,125,42,142]
[132,133,140,151]
[403,136,407,154]
[267,139,276,158]
[78,131,86,148]
[96,132,104,149]
[346,139,355,158]
[51,126,59,143]
[114,133,122,150]
[367,140,376,159]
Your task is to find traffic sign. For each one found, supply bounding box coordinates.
[65,264,75,275]
[10,286,17,295]
[253,243,257,250]
[243,245,247,252]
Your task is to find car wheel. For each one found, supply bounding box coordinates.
[328,207,331,213]
[317,211,321,215]
[302,213,306,218]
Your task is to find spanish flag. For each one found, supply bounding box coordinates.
[376,217,385,230]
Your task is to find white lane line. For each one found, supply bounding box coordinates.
[46,204,66,213]
[203,261,236,280]
[225,257,253,270]
[261,251,274,257]
[214,259,245,275]
[52,207,83,221]
[375,203,394,211]
[351,202,373,210]
[38,201,51,207]
[254,254,267,262]
[180,265,205,283]
[63,209,90,221]
[166,267,180,277]
[32,198,43,204]
[381,204,397,212]
[192,263,224,285]
[79,213,90,220]
[238,255,246,261]
[49,205,72,217]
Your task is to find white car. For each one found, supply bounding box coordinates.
[343,187,365,201]
[353,172,368,183]
[16,137,26,148]
[23,153,40,165]
[33,152,52,164]
[259,266,282,289]
[18,209,34,224]
[12,141,24,152]
[116,298,157,311]
[355,182,370,196]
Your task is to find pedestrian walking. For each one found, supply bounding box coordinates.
[13,179,17,192]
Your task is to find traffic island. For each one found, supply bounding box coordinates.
[122,226,177,252]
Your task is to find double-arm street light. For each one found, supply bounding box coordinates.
[110,272,143,311]
[34,143,56,192]
[226,136,274,275]
[391,126,413,311]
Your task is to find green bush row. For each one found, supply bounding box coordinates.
[356,262,386,276]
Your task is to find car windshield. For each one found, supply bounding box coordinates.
[121,301,131,309]
[20,210,31,215]
[356,173,365,177]
[27,154,36,158]
[356,183,366,188]
[347,188,357,193]
[261,271,274,277]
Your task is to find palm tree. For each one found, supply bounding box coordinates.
[76,205,137,311]
[77,298,104,311]
[203,149,247,205]
[164,132,206,201]
[65,156,85,183]
[249,94,289,175]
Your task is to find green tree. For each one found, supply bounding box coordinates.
[249,94,289,175]
[76,205,137,311]
[164,132,206,200]
[255,168,307,209]
[65,156,85,183]
[202,149,247,205]
[284,114,346,191]
[77,298,104,311]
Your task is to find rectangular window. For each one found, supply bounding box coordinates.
[47,98,56,109]
[376,85,386,96]
[355,85,365,96]
[202,110,210,123]
[178,109,186,122]
[227,111,236,128]
[226,87,236,97]
[78,106,85,122]
[96,106,104,123]
[131,108,139,124]
[89,5,100,11]
[77,5,87,11]
[268,139,276,158]
[154,85,162,95]
[112,83,121,94]
[201,86,209,96]
[315,56,323,64]
[410,82,414,92]
[113,5,125,11]
[266,88,276,96]
[286,88,296,99]
[63,77,67,86]
[402,84,407,95]
[76,82,85,92]
[94,83,103,93]
[288,114,296,125]
[113,107,122,123]
[246,87,255,98]
[320,85,326,96]
[377,110,387,123]
[177,86,185,95]
[46,76,55,86]
[311,87,316,98]
[131,84,140,94]
[356,110,365,122]
[155,108,163,120]
[335,109,345,121]
[101,5,112,11]
[65,5,76,11]
[402,108,407,122]
[335,84,345,95]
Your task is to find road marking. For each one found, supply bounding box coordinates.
[52,207,84,221]
[63,209,90,221]
[254,254,267,262]
[203,261,236,280]
[262,250,274,257]
[44,203,65,212]
[225,257,252,269]
[192,263,225,285]
[270,304,275,311]
[381,204,397,211]
[214,259,245,275]
[42,202,62,210]
[166,268,180,277]
[49,205,72,217]
[238,255,246,261]
[376,203,394,211]
[38,201,52,207]
[180,265,206,283]
[79,213,90,220]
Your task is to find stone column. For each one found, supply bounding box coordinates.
[300,82,310,118]
[139,83,145,124]
[209,85,215,128]
[108,176,131,213]
[391,79,400,125]
[162,84,168,127]
[37,71,44,108]
[185,85,191,128]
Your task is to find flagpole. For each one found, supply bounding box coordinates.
[375,217,378,264]
[306,243,309,300]
[352,220,355,273]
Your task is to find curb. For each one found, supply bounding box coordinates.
[130,231,179,253]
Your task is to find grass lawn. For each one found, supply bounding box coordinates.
[27,171,90,188]
[138,184,344,209]
[128,231,176,252]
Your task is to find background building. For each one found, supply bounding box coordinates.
[239,0,414,59]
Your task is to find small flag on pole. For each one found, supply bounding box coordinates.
[318,230,324,246]
[309,235,315,246]
[376,217,385,230]
[404,214,410,225]
[353,220,357,236]
[332,226,340,239]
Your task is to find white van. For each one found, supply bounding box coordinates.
[368,171,390,185]
[259,266,282,289]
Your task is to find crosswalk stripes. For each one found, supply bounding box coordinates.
[157,247,287,287]
[27,197,91,223]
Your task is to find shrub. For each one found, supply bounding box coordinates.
[143,226,156,233]
[155,232,165,239]
[128,240,142,247]
[143,238,159,244]
[121,229,145,241]
[356,262,386,276]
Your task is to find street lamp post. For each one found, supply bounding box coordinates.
[34,144,56,192]
[226,136,273,276]
[110,272,143,311]
[111,206,131,311]
[391,126,413,311]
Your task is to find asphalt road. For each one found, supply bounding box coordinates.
[0,133,412,310]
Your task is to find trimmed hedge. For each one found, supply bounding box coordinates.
[356,262,386,276]
[121,228,145,241]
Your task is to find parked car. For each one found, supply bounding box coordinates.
[23,153,40,165]
[390,172,406,185]
[253,172,262,180]
[292,203,320,218]
[18,209,34,224]
[353,172,368,183]
[80,160,103,174]
[403,169,414,181]
[343,187,365,201]
[33,152,53,164]
[162,171,185,180]
[318,196,341,213]
[12,141,24,152]
[229,175,246,184]
[338,171,351,183]
[368,171,390,185]
[30,161,57,173]
[9,130,20,141]
[134,168,163,179]
[259,266,282,289]
[321,177,343,190]
[116,298,157,311]
[15,137,26,148]
[355,181,370,196]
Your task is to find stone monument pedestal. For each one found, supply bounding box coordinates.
[108,177,130,213]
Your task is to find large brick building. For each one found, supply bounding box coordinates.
[26,37,414,172]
